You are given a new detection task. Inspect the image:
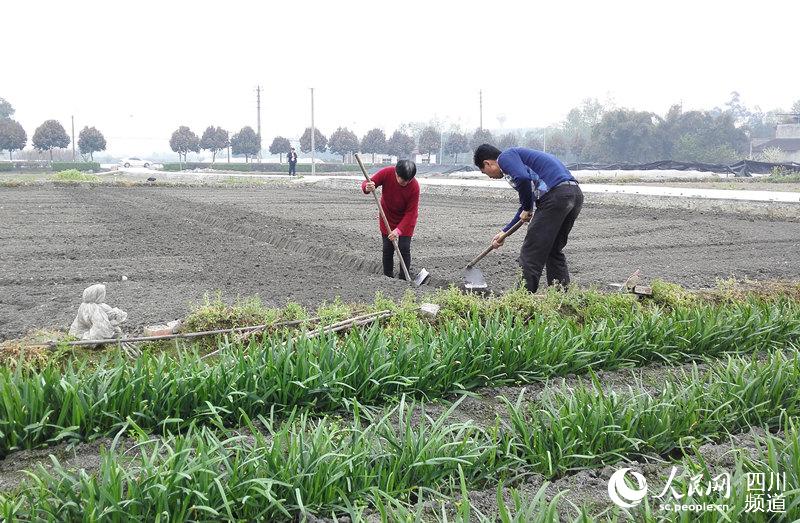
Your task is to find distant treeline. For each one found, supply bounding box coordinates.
[3,93,798,165]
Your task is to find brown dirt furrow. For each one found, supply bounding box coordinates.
[2,183,800,340]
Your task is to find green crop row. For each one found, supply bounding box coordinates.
[2,401,498,522]
[392,424,800,522]
[3,351,799,521]
[505,351,800,477]
[1,298,799,455]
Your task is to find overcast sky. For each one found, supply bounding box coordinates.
[3,0,797,156]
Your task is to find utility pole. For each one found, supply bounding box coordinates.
[439,128,445,166]
[256,85,262,162]
[310,87,315,176]
[543,128,547,153]
[745,130,752,160]
[71,115,76,161]
[479,90,483,130]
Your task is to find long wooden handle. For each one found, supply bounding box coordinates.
[466,219,526,268]
[355,154,412,281]
[355,154,393,233]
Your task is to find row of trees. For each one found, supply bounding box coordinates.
[294,126,499,163]
[284,93,800,165]
[170,123,499,164]
[0,97,107,161]
[8,92,797,165]
[193,92,797,165]
[170,125,262,163]
[483,94,800,165]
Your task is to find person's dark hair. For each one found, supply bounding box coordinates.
[473,144,501,168]
[396,159,417,180]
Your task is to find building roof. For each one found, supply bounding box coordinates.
[753,138,800,153]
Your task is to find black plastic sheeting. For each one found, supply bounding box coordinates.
[373,160,800,177]
[564,160,800,176]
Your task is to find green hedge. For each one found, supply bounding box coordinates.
[51,162,102,173]
[0,161,49,172]
[162,162,361,173]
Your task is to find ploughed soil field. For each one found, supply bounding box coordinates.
[1,182,799,340]
[1,180,800,521]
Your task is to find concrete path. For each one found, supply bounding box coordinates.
[109,168,800,204]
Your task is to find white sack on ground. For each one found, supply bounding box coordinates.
[68,284,128,341]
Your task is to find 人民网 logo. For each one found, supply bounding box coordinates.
[608,468,648,508]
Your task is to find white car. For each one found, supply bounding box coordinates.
[119,157,153,168]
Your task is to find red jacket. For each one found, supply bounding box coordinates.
[361,166,420,237]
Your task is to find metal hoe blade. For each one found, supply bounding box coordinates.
[463,266,487,289]
[413,268,431,287]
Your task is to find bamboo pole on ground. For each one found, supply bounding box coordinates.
[37,317,323,349]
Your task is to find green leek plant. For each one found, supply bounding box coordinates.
[505,350,800,477]
[0,298,797,455]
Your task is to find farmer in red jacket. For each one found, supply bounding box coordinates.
[361,160,419,280]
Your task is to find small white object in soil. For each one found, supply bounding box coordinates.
[419,303,441,319]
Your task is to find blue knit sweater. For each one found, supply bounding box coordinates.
[498,147,575,231]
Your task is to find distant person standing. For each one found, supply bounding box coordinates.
[288,147,298,176]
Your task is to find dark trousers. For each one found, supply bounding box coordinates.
[288,162,297,175]
[382,235,412,279]
[520,183,583,293]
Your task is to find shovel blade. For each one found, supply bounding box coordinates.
[413,268,430,287]
[463,266,487,289]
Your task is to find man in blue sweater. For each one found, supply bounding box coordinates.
[473,144,583,293]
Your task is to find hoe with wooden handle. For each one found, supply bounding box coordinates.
[463,219,526,289]
[355,154,430,287]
